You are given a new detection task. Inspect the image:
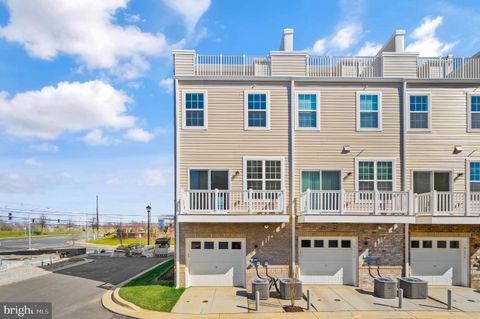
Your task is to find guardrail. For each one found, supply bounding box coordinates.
[180,189,285,214]
[417,57,480,79]
[307,56,382,78]
[195,55,270,76]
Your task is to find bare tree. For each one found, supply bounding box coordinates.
[39,214,47,234]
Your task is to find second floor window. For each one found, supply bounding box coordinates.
[245,92,269,129]
[469,94,480,131]
[184,92,206,128]
[357,159,393,191]
[409,95,430,130]
[244,158,282,191]
[470,162,480,192]
[297,93,319,129]
[357,92,381,131]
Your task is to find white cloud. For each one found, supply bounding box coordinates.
[123,128,154,143]
[0,80,135,140]
[163,0,211,33]
[142,169,167,187]
[406,16,457,56]
[356,41,382,56]
[159,77,173,94]
[25,157,44,167]
[82,129,113,146]
[0,0,179,79]
[31,143,59,153]
[106,176,121,185]
[309,24,362,54]
[311,39,327,55]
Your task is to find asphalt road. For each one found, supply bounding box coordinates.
[0,255,169,319]
[0,234,86,252]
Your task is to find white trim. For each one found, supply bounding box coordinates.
[178,214,290,223]
[356,91,382,131]
[242,156,285,191]
[467,93,480,133]
[185,237,246,288]
[295,91,321,130]
[406,92,432,132]
[354,157,396,191]
[298,214,415,224]
[182,90,208,130]
[187,168,231,190]
[299,168,343,193]
[243,90,270,130]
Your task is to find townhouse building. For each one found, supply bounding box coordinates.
[173,29,480,290]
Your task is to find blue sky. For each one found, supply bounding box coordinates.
[0,0,479,222]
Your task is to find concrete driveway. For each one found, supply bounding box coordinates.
[172,287,249,314]
[428,286,480,311]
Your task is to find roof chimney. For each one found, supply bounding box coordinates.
[280,28,294,52]
[394,29,405,53]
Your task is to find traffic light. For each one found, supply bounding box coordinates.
[58,219,60,223]
[8,213,12,220]
[32,218,35,223]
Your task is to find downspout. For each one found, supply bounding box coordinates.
[174,78,180,288]
[289,79,296,277]
[401,79,409,277]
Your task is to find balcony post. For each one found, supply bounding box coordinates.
[248,189,253,214]
[465,189,471,216]
[339,189,344,214]
[408,190,414,215]
[306,189,311,214]
[180,188,186,213]
[431,190,437,215]
[374,190,379,215]
[219,54,223,76]
[214,188,218,212]
[243,54,246,76]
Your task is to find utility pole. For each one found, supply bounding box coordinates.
[27,217,32,250]
[85,213,89,241]
[146,204,151,246]
[96,195,99,239]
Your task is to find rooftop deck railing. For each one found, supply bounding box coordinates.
[185,54,480,79]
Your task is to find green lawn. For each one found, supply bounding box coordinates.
[118,259,185,312]
[0,230,81,238]
[86,237,151,246]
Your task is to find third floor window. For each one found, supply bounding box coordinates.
[184,92,207,128]
[469,94,480,131]
[297,93,320,129]
[244,92,269,129]
[356,92,382,131]
[408,94,431,130]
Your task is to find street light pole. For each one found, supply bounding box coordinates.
[146,205,151,246]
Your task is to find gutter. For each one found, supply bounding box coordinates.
[289,80,296,277]
[174,78,180,288]
[401,79,409,277]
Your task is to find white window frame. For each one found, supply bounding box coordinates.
[407,92,432,132]
[356,91,382,132]
[182,90,208,130]
[355,158,396,191]
[187,168,231,190]
[242,156,284,191]
[300,169,343,193]
[244,90,270,130]
[467,93,480,132]
[410,169,453,194]
[295,91,321,130]
[466,159,480,192]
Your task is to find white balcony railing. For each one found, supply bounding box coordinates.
[417,57,480,79]
[180,189,285,214]
[300,190,480,216]
[300,190,410,215]
[307,56,383,78]
[195,55,270,77]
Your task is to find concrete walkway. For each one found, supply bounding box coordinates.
[428,287,480,312]
[172,287,249,314]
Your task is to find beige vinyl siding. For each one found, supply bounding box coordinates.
[382,53,418,78]
[178,81,290,203]
[173,52,195,75]
[294,83,402,207]
[270,53,307,77]
[406,84,480,192]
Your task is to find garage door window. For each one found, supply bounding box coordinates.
[301,240,311,248]
[450,240,460,249]
[219,242,228,250]
[204,241,214,249]
[232,242,242,250]
[411,240,420,248]
[341,240,351,248]
[328,240,338,248]
[191,241,201,249]
[314,240,324,248]
[423,240,433,248]
[437,240,447,248]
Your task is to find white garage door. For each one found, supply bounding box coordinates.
[299,237,357,285]
[410,237,468,286]
[186,238,245,287]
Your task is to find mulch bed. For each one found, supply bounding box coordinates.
[283,305,304,312]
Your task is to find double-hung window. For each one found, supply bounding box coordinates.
[356,92,381,131]
[356,159,394,191]
[468,94,480,131]
[244,91,269,129]
[297,93,320,129]
[244,158,283,191]
[408,94,431,130]
[469,161,480,192]
[184,92,207,128]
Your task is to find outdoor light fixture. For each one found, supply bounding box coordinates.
[342,145,351,153]
[454,145,463,154]
[146,205,151,246]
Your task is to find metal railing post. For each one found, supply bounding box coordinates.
[306,289,311,310]
[447,289,452,310]
[255,291,260,311]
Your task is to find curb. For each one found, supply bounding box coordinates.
[116,258,172,287]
